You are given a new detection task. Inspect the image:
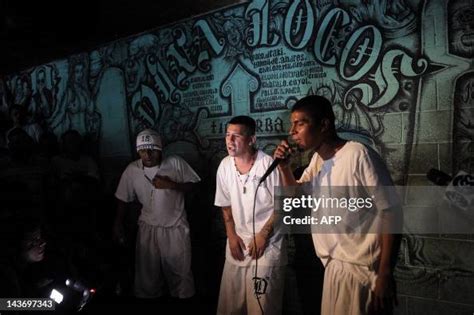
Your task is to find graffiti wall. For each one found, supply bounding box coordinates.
[4,0,470,178]
[1,0,473,311]
[2,1,472,177]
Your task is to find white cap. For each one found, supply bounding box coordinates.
[136,129,162,151]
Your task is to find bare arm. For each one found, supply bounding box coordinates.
[378,232,394,276]
[248,212,275,259]
[152,175,198,192]
[171,181,197,192]
[222,206,246,261]
[259,212,274,240]
[278,165,298,186]
[372,208,401,312]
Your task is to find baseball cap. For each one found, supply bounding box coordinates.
[136,129,162,151]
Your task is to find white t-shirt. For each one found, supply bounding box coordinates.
[215,150,287,267]
[300,141,400,268]
[115,155,201,227]
[297,152,322,184]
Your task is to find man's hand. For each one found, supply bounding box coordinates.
[228,234,246,261]
[273,140,293,170]
[371,272,396,312]
[248,232,269,259]
[152,175,176,189]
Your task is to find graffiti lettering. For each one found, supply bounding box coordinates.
[339,25,382,81]
[245,0,279,47]
[193,19,225,56]
[255,117,284,133]
[146,55,180,104]
[3,0,438,178]
[209,117,284,135]
[314,8,351,66]
[193,19,225,71]
[210,120,231,135]
[344,48,428,109]
[284,0,314,49]
[460,77,474,104]
[260,86,301,97]
[166,28,196,89]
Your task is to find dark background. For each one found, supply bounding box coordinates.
[0,0,239,75]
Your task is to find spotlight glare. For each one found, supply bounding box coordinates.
[50,289,64,304]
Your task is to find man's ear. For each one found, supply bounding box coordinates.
[250,135,257,146]
[320,118,331,133]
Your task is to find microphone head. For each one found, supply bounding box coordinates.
[427,168,452,186]
[444,171,474,213]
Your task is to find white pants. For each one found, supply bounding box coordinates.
[217,261,285,315]
[321,259,377,315]
[134,221,194,298]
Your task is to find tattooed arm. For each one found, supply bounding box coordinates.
[222,206,246,261]
[248,212,274,259]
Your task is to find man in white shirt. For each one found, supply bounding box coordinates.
[274,95,401,315]
[215,116,286,315]
[114,128,200,299]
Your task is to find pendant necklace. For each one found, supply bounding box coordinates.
[235,153,256,194]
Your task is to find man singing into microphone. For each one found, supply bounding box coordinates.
[274,95,401,315]
[215,115,287,315]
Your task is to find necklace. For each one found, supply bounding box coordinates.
[234,152,256,194]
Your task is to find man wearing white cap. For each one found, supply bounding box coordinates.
[114,128,201,299]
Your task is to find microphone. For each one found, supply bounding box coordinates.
[259,158,283,184]
[259,141,296,184]
[427,168,452,186]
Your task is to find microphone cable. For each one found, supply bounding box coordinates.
[252,142,294,315]
[252,181,265,315]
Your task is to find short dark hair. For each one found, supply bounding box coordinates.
[228,115,256,136]
[291,95,335,127]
